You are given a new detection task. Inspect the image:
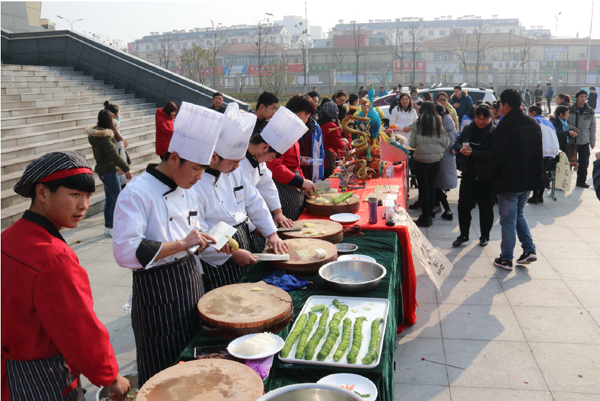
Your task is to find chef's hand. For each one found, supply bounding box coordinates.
[266,233,289,254]
[231,249,258,266]
[217,243,232,255]
[273,209,293,228]
[108,375,131,401]
[183,230,212,251]
[302,179,316,195]
[125,171,133,180]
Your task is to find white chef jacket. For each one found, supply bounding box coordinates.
[240,153,281,212]
[113,165,203,270]
[194,167,277,267]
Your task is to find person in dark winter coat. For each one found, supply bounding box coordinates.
[593,151,600,201]
[588,87,598,110]
[568,90,597,188]
[452,105,495,248]
[489,89,543,270]
[450,85,474,121]
[548,105,574,152]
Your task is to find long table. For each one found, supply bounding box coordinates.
[299,160,418,329]
[179,230,401,401]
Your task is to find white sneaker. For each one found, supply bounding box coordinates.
[104,227,113,237]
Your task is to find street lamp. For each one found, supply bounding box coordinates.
[56,15,83,31]
[553,12,561,87]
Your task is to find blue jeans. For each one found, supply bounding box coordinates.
[99,172,122,229]
[497,191,536,261]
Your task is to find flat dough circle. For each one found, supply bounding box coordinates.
[198,282,292,328]
[137,359,263,401]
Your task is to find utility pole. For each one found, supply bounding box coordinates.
[553,12,562,88]
[304,1,309,90]
[585,2,594,84]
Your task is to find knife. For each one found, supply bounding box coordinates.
[254,253,291,262]
[277,227,302,232]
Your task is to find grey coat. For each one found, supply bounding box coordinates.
[409,120,450,163]
[567,103,596,146]
[435,114,458,190]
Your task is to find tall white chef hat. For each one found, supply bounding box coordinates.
[260,106,308,154]
[168,102,224,165]
[215,103,257,160]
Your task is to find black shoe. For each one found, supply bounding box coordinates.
[516,252,537,264]
[494,257,513,270]
[527,196,539,204]
[538,196,544,203]
[479,237,489,247]
[408,200,421,210]
[415,215,432,227]
[430,212,436,218]
[452,235,469,247]
[576,182,590,188]
[441,211,453,221]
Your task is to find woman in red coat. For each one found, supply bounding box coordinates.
[155,101,178,160]
[320,100,348,177]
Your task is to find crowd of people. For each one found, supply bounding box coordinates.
[2,79,598,401]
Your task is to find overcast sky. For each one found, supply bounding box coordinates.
[41,0,597,44]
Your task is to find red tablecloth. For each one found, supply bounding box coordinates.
[298,161,417,331]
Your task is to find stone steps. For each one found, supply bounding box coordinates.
[1,64,158,230]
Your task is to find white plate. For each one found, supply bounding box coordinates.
[338,254,376,263]
[330,213,361,223]
[227,333,285,360]
[278,295,389,369]
[318,373,378,401]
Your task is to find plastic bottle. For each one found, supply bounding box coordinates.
[368,195,378,224]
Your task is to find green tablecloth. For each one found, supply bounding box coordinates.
[179,230,402,401]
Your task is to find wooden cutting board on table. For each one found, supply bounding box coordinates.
[267,238,338,276]
[305,193,360,216]
[279,219,344,244]
[137,359,263,401]
[198,282,292,338]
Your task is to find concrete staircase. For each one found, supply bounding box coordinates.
[1,65,159,229]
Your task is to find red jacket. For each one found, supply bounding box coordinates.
[155,108,174,156]
[321,121,347,168]
[266,142,305,187]
[1,213,118,400]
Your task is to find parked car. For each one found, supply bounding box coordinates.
[377,87,496,127]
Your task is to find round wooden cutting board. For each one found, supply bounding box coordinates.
[198,282,292,338]
[268,238,338,276]
[137,359,263,401]
[305,193,360,216]
[279,219,344,244]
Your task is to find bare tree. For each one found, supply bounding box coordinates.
[349,22,369,91]
[452,33,471,84]
[470,22,495,86]
[156,32,175,69]
[406,21,426,86]
[179,44,215,84]
[295,21,310,91]
[263,54,292,97]
[386,27,407,85]
[255,13,277,91]
[331,41,348,87]
[206,20,230,89]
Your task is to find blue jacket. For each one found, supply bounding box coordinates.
[450,91,474,120]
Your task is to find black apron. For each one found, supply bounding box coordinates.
[131,255,203,387]
[5,354,84,401]
[274,180,305,221]
[201,222,259,292]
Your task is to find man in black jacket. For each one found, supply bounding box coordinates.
[489,89,544,270]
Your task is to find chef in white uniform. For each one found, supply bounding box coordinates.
[195,103,289,292]
[112,102,228,387]
[240,106,310,230]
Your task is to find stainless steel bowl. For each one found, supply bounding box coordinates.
[256,383,363,401]
[335,243,358,254]
[319,260,387,294]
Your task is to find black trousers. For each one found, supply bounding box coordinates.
[546,98,552,114]
[415,161,440,218]
[458,177,495,239]
[577,144,591,185]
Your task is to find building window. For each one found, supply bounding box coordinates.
[429,30,434,36]
[439,30,446,36]
[146,45,150,50]
[544,46,568,61]
[495,29,500,33]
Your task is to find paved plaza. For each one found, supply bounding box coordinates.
[67,156,600,400]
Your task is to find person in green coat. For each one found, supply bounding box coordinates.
[86,110,131,236]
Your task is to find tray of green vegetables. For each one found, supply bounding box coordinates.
[278,295,389,369]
